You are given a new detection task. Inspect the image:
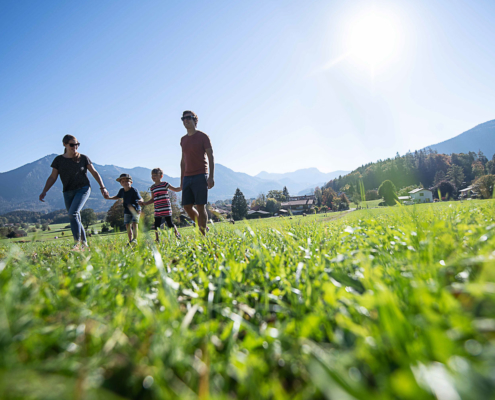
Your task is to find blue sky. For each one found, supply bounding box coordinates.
[1,0,494,176]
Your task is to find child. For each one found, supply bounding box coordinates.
[140,168,182,241]
[106,173,142,245]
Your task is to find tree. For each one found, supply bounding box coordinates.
[7,230,27,238]
[231,188,248,220]
[474,174,495,199]
[487,159,495,175]
[314,186,322,206]
[434,170,446,185]
[265,198,280,214]
[106,200,125,230]
[267,190,286,202]
[378,180,398,206]
[81,208,97,229]
[351,193,361,207]
[338,193,350,210]
[472,161,485,179]
[0,227,12,238]
[41,223,49,231]
[431,180,456,200]
[282,186,290,200]
[253,193,266,208]
[321,188,337,208]
[365,189,379,201]
[446,165,465,189]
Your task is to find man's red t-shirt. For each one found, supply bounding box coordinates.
[180,130,212,176]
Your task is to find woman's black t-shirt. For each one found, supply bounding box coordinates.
[51,154,92,192]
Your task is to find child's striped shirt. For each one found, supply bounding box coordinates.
[151,182,172,217]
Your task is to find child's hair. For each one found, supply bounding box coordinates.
[152,168,163,175]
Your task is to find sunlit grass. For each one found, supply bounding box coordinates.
[1,200,494,399]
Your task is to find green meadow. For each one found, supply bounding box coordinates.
[1,200,494,399]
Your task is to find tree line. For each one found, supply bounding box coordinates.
[324,149,495,197]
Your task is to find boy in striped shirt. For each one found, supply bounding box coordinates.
[140,168,182,240]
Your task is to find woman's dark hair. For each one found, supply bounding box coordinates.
[62,135,81,162]
[182,110,198,125]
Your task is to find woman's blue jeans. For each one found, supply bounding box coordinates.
[63,185,91,242]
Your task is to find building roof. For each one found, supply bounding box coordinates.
[247,210,270,215]
[409,188,431,194]
[281,198,315,206]
[459,186,474,193]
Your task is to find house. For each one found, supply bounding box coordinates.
[246,210,271,219]
[398,196,414,205]
[280,195,315,215]
[459,186,477,199]
[408,188,433,203]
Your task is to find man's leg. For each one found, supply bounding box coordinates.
[184,204,199,224]
[196,204,208,236]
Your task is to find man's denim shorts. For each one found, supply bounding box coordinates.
[182,174,208,206]
[124,213,140,224]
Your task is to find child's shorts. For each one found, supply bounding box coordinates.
[124,213,140,224]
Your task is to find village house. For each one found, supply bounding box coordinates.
[246,210,271,219]
[280,195,315,215]
[408,188,433,203]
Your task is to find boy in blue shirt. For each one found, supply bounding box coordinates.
[106,173,142,244]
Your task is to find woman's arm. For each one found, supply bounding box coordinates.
[39,168,59,202]
[168,184,182,192]
[87,163,109,199]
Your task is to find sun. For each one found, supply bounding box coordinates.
[346,11,399,68]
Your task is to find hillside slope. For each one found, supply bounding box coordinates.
[425,119,495,156]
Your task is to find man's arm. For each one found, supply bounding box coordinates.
[206,147,214,189]
[180,155,185,189]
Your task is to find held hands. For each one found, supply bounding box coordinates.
[137,199,145,206]
[207,176,215,189]
[39,192,47,202]
[100,188,110,199]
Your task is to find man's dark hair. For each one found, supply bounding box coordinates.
[183,110,198,125]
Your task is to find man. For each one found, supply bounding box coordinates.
[180,110,214,235]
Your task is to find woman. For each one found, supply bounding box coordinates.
[39,135,109,250]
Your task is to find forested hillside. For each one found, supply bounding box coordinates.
[325,149,495,192]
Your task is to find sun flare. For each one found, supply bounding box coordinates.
[347,11,399,68]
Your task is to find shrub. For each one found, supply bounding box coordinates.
[474,174,495,199]
[378,180,398,206]
[431,180,456,200]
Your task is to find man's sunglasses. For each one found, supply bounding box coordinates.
[181,116,194,121]
[69,143,80,147]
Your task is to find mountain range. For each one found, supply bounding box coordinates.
[0,155,348,214]
[2,118,494,215]
[424,119,495,156]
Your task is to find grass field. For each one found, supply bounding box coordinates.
[1,200,494,399]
